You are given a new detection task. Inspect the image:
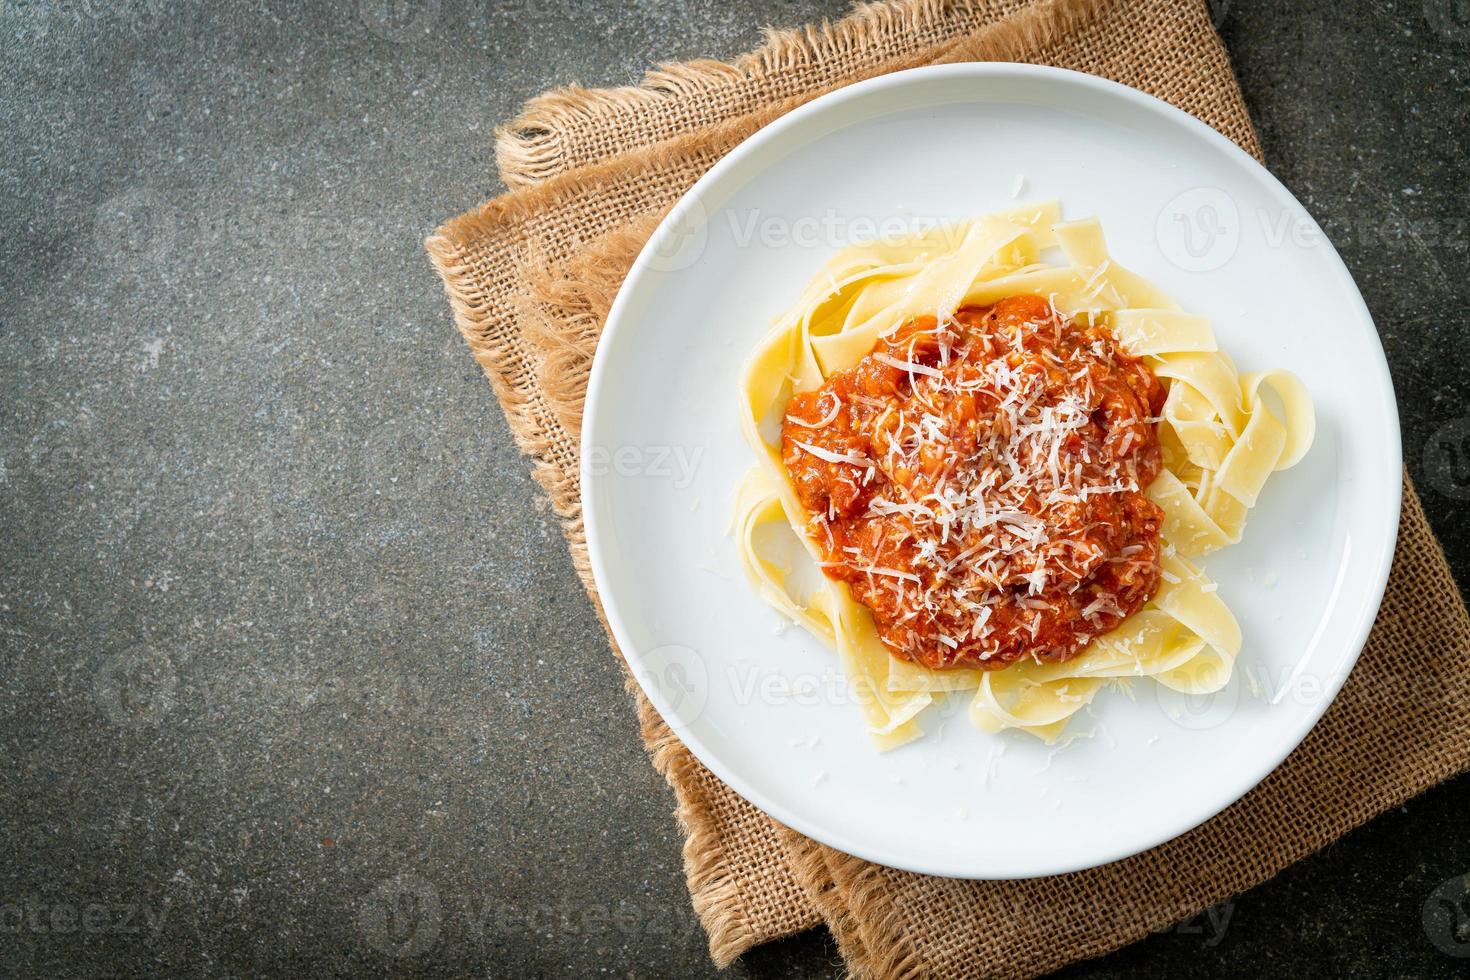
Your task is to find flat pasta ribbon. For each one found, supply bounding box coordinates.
[733,203,1314,746]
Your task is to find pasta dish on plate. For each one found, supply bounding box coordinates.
[734,202,1314,747]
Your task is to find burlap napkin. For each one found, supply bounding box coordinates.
[427,0,1470,975]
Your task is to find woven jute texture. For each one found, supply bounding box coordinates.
[427,0,1470,975]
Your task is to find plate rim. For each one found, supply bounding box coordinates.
[580,62,1403,879]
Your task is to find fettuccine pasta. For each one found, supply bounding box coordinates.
[734,202,1314,747]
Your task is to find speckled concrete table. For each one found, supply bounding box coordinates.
[2,1,1468,976]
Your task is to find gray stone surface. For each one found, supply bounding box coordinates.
[0,0,1467,976]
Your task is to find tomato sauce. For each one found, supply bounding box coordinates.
[780,295,1166,670]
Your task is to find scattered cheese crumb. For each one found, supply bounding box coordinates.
[979,750,1001,786]
[1245,667,1264,699]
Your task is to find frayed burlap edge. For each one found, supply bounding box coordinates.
[510,215,1470,978]
[495,0,1032,188]
[428,215,802,962]
[781,828,910,979]
[430,4,1119,960]
[508,0,1109,453]
[515,230,779,964]
[421,0,1446,973]
[630,655,760,964]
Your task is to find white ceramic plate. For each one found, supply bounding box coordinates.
[581,65,1400,878]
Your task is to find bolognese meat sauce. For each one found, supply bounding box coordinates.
[780,295,1167,670]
